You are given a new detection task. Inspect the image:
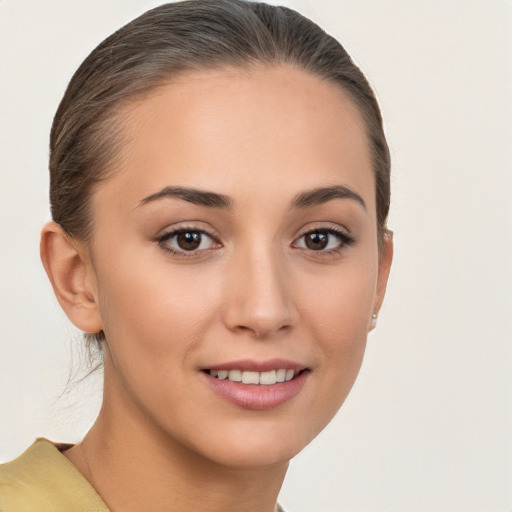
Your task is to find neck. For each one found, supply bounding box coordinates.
[64,368,288,512]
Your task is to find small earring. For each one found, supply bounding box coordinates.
[370,312,378,330]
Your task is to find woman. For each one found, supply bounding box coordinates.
[0,1,392,510]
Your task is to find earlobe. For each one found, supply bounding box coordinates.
[40,221,103,334]
[369,230,394,332]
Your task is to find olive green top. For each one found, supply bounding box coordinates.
[0,439,285,511]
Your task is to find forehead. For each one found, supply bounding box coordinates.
[95,65,374,214]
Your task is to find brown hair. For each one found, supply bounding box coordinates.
[49,0,391,347]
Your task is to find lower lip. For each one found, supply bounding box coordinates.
[202,371,309,410]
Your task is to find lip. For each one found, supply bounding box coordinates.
[204,358,307,373]
[201,360,310,410]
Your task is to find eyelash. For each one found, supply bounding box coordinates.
[157,226,355,258]
[293,227,355,255]
[157,227,221,258]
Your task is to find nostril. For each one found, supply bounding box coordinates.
[221,272,298,337]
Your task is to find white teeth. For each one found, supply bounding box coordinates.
[259,370,277,385]
[241,371,260,385]
[209,368,298,385]
[285,369,295,381]
[228,369,242,382]
[276,369,286,382]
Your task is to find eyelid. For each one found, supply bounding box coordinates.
[156,224,222,257]
[292,224,355,252]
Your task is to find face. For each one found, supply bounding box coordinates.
[84,65,391,468]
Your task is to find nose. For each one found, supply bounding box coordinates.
[221,246,298,339]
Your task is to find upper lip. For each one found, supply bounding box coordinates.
[203,359,308,373]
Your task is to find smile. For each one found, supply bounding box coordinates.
[207,369,296,385]
[202,362,310,410]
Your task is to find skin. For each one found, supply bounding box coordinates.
[41,65,392,512]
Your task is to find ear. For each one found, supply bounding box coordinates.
[370,230,394,331]
[40,221,103,334]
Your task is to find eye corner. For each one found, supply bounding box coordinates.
[157,225,222,258]
[293,226,355,254]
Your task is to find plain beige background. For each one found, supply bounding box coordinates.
[1,1,511,510]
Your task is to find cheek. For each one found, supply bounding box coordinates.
[298,258,377,425]
[300,253,377,340]
[94,256,221,431]
[95,248,220,371]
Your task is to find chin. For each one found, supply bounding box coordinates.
[200,440,300,470]
[180,415,324,470]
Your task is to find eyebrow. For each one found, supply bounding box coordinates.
[138,186,232,209]
[291,185,366,210]
[138,184,365,211]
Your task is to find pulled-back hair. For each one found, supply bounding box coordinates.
[49,0,391,347]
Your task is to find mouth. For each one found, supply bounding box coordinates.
[201,362,311,410]
[203,368,306,385]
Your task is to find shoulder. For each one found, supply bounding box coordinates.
[0,439,108,511]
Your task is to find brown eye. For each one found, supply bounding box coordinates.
[304,232,329,250]
[294,228,354,252]
[160,229,218,254]
[176,231,202,251]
